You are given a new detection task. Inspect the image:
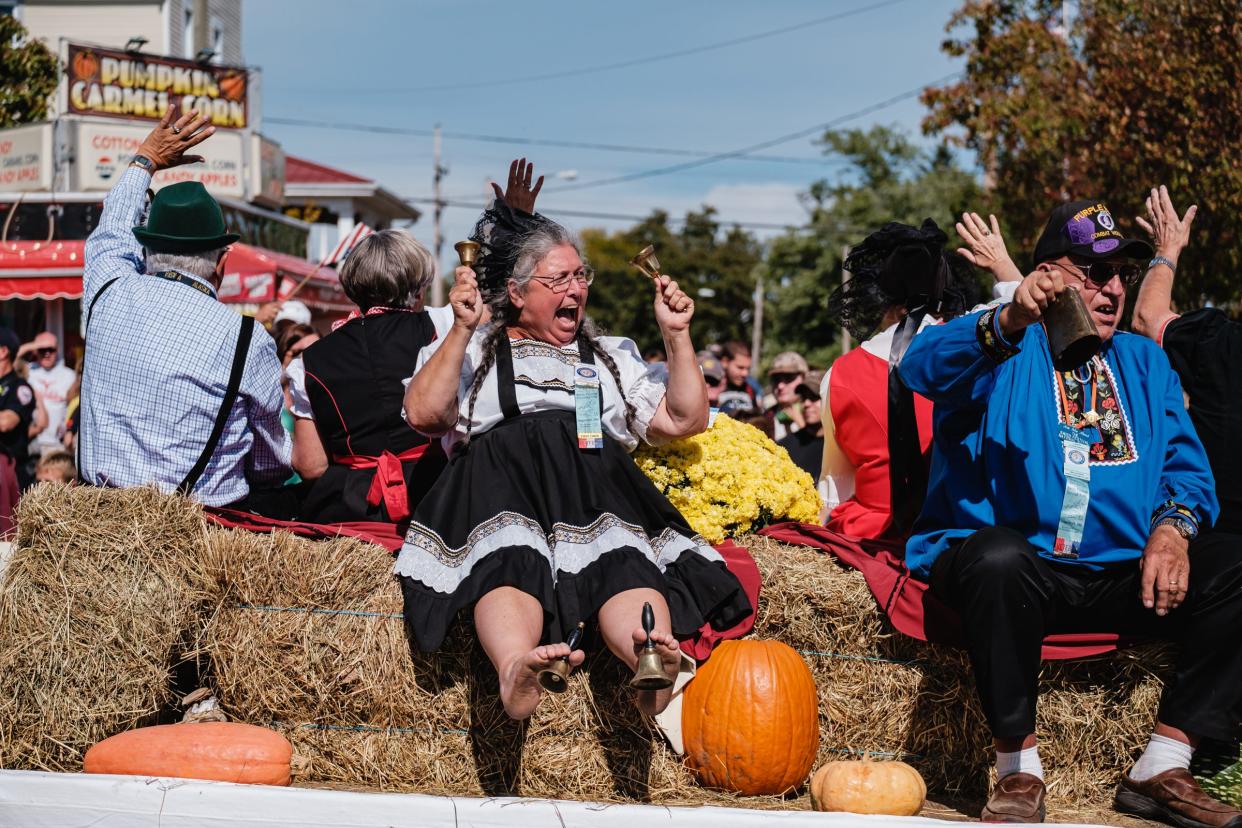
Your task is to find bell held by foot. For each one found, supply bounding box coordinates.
[537,621,585,694]
[630,601,674,691]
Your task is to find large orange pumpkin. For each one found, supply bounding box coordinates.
[72,50,99,80]
[84,722,292,785]
[809,760,926,815]
[681,639,820,795]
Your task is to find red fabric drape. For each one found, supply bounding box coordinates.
[760,521,1137,660]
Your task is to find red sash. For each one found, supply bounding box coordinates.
[333,444,432,522]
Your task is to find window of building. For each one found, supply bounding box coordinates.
[183,5,195,58]
[210,18,224,63]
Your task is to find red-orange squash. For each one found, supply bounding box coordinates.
[72,50,99,80]
[681,639,820,795]
[84,722,292,785]
[809,760,926,815]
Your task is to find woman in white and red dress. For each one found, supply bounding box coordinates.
[820,215,1020,539]
[398,204,749,721]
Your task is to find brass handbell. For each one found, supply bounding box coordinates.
[538,621,585,694]
[454,240,480,268]
[629,245,661,280]
[630,601,674,691]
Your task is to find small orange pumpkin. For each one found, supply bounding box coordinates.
[84,722,292,785]
[809,759,926,816]
[72,50,99,80]
[681,639,820,795]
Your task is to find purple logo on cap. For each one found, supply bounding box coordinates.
[1066,216,1095,245]
[1092,238,1120,253]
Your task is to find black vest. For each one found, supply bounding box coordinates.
[302,311,436,459]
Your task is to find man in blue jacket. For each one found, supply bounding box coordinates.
[900,200,1241,827]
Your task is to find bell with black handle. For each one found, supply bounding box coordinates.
[630,601,674,691]
[537,621,585,694]
[1043,286,1101,371]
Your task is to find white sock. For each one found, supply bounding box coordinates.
[1129,733,1193,782]
[996,746,1044,781]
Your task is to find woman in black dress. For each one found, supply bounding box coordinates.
[286,229,451,524]
[398,204,750,720]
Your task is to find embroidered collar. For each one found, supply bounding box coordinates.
[331,305,417,332]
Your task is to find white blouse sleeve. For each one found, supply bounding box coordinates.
[425,304,455,340]
[402,326,481,432]
[284,357,313,420]
[604,337,669,444]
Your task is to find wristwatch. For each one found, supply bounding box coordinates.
[130,154,157,173]
[1157,515,1196,541]
[1148,255,1177,274]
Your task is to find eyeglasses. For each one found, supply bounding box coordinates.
[34,347,56,357]
[704,376,723,387]
[770,372,801,385]
[530,267,594,292]
[1063,260,1144,288]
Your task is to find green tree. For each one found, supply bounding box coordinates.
[760,125,986,370]
[922,0,1242,304]
[581,207,762,354]
[0,16,59,128]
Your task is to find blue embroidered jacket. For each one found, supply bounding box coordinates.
[899,306,1218,578]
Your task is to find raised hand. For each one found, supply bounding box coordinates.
[450,266,484,332]
[136,106,215,171]
[1136,185,1197,266]
[652,274,694,336]
[956,212,1021,281]
[491,158,544,214]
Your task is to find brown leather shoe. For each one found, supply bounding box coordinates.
[981,772,1047,823]
[1115,768,1242,828]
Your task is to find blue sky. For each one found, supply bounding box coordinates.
[246,0,968,271]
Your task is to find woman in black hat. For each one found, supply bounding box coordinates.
[396,193,750,721]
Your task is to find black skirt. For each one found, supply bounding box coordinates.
[394,411,752,652]
[300,450,447,525]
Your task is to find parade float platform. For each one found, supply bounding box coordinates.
[0,485,1224,826]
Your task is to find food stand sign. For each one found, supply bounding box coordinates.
[73,120,246,199]
[67,42,248,128]
[0,123,53,192]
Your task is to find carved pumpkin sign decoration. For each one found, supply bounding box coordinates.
[219,72,246,102]
[72,49,99,81]
[83,722,293,786]
[681,639,820,795]
[809,759,927,816]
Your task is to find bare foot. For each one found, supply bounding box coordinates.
[498,643,585,720]
[632,627,682,716]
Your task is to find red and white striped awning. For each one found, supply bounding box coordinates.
[0,240,352,313]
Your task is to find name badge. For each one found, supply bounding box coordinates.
[1053,434,1092,558]
[574,363,603,450]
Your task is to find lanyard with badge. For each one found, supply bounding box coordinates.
[1053,423,1092,558]
[574,363,604,450]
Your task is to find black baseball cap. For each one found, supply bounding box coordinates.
[1033,199,1152,266]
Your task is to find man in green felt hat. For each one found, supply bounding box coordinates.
[79,106,291,510]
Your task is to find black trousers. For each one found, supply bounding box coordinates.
[929,526,1242,740]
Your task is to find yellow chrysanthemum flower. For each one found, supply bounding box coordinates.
[635,414,819,543]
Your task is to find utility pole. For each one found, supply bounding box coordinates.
[431,125,447,306]
[750,272,764,369]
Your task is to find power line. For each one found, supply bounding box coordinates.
[549,71,963,192]
[404,196,804,232]
[265,116,841,167]
[274,0,913,95]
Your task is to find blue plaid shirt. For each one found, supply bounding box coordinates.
[80,167,291,506]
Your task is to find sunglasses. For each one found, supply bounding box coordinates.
[1064,260,1144,288]
[704,376,723,387]
[770,372,801,385]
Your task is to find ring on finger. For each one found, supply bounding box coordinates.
[171,125,181,134]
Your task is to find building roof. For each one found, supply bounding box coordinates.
[284,155,420,223]
[285,155,371,185]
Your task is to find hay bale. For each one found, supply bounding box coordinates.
[0,485,213,771]
[0,486,1178,821]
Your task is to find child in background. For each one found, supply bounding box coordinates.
[34,449,76,485]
